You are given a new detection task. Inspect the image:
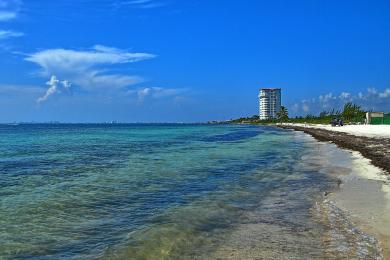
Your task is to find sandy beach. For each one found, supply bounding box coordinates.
[279,124,390,173]
[328,152,390,258]
[279,123,390,258]
[283,123,390,138]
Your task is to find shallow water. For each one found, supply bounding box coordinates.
[0,124,382,259]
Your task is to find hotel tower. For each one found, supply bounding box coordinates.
[258,88,281,120]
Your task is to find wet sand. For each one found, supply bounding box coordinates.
[328,152,390,258]
[278,124,390,174]
[279,125,390,258]
[208,132,387,259]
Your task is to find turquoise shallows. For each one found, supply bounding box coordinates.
[0,124,378,258]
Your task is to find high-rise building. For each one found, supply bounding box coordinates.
[258,88,281,120]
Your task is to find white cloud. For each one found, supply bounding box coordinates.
[25,45,155,91]
[24,45,188,104]
[290,87,390,116]
[72,71,143,90]
[114,0,166,9]
[62,80,71,90]
[379,88,390,98]
[291,103,299,113]
[37,75,72,103]
[125,0,154,4]
[0,0,23,46]
[318,93,335,103]
[23,45,192,105]
[130,87,189,103]
[26,45,155,75]
[137,87,152,102]
[0,11,15,21]
[302,103,310,112]
[339,92,351,99]
[0,29,23,39]
[0,0,21,21]
[367,87,377,95]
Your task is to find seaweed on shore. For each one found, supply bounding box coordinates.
[278,125,390,174]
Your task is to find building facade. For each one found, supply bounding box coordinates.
[258,88,281,120]
[366,112,390,125]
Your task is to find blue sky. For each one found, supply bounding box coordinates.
[0,0,389,122]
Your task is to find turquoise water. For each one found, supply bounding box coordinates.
[0,124,381,259]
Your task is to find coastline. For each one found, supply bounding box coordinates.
[3,123,389,258]
[277,124,390,173]
[277,124,390,258]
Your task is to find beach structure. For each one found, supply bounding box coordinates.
[366,112,390,125]
[258,88,281,120]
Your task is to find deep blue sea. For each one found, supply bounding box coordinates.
[0,124,382,259]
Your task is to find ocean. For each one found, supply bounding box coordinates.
[0,124,382,259]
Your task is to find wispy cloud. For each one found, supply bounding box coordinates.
[129,87,188,103]
[0,0,23,47]
[0,29,23,39]
[25,45,155,92]
[0,0,21,21]
[26,45,155,75]
[290,88,390,115]
[113,0,166,9]
[0,11,15,21]
[36,75,72,104]
[24,45,189,104]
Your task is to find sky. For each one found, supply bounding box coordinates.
[0,0,389,122]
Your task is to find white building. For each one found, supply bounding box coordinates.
[258,88,281,120]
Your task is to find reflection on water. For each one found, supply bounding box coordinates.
[0,124,382,259]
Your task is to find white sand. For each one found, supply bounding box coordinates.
[281,124,390,256]
[329,151,390,257]
[283,123,390,138]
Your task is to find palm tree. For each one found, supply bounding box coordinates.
[342,102,365,122]
[276,106,288,123]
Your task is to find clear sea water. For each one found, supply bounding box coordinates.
[0,124,382,259]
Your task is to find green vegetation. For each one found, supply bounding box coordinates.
[341,102,366,122]
[230,102,368,125]
[229,115,260,124]
[276,106,289,122]
[288,102,366,124]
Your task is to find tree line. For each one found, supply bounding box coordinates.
[230,102,371,124]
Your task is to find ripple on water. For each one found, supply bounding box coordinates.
[0,125,385,259]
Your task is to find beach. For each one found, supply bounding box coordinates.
[3,125,387,259]
[281,123,390,138]
[0,123,387,259]
[278,123,390,258]
[279,124,390,173]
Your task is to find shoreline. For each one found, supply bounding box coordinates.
[277,124,390,173]
[277,124,390,258]
[208,130,386,258]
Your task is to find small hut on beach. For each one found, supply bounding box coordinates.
[366,112,390,125]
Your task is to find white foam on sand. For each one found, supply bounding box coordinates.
[329,150,390,257]
[288,129,390,256]
[349,151,389,182]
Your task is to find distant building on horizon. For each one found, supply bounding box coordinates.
[258,88,281,120]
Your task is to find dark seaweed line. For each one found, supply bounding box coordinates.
[277,125,390,174]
